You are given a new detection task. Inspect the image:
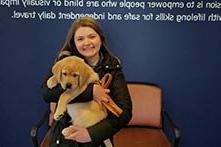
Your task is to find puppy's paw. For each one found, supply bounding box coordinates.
[47,76,58,89]
[62,127,76,137]
[54,104,67,120]
[54,111,64,120]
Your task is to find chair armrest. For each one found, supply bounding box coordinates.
[30,109,50,147]
[163,110,181,147]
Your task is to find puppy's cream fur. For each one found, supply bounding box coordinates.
[47,56,107,137]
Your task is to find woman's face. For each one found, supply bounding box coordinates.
[74,26,102,60]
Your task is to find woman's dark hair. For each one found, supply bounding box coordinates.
[57,16,110,61]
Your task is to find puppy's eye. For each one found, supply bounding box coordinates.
[72,72,79,77]
[62,72,67,76]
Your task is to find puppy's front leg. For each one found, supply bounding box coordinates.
[54,89,81,120]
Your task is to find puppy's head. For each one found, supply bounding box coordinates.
[58,65,80,90]
[47,56,99,91]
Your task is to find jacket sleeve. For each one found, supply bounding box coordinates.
[87,70,132,143]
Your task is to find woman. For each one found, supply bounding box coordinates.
[42,16,132,147]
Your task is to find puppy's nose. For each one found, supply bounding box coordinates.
[66,83,72,89]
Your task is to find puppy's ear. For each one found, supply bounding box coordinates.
[52,61,62,83]
[78,71,90,89]
[78,68,98,89]
[47,61,62,89]
[76,60,99,89]
[47,75,58,89]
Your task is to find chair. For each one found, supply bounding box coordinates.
[113,82,181,147]
[31,82,181,147]
[31,103,56,147]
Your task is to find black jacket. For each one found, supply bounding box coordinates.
[41,51,132,146]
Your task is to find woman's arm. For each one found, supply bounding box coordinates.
[41,73,64,103]
[87,70,132,143]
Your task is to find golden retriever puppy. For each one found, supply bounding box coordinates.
[47,56,107,136]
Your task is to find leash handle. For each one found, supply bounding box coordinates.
[99,73,123,117]
[99,73,112,88]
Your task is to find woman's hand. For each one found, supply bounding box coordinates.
[65,125,92,143]
[93,84,110,104]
